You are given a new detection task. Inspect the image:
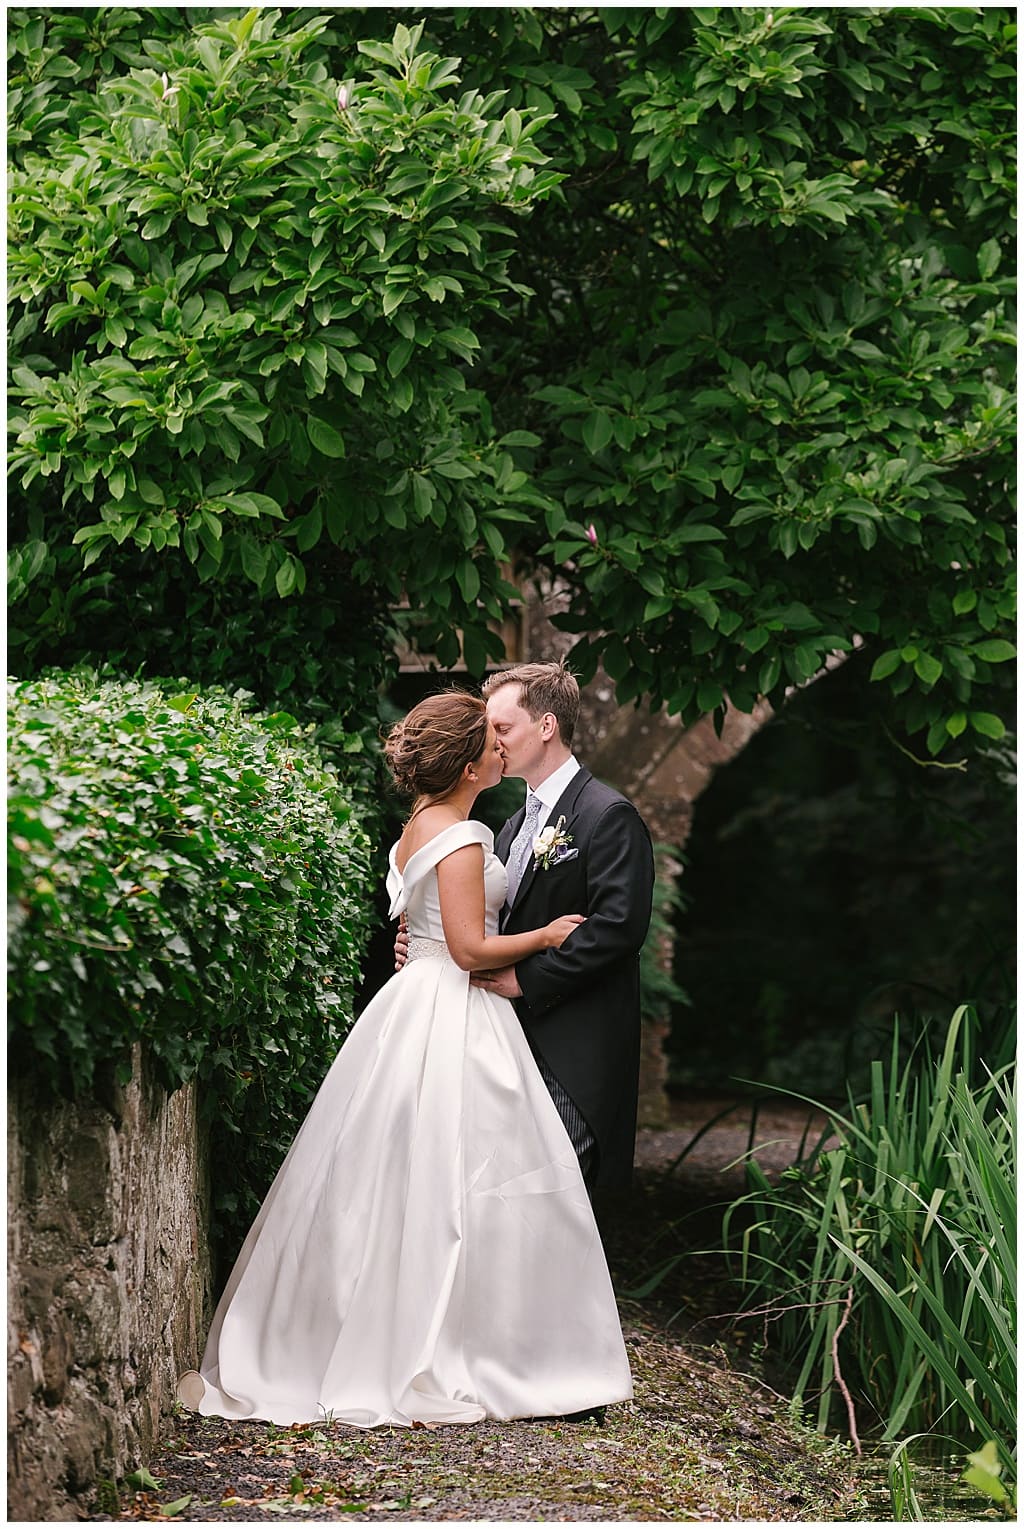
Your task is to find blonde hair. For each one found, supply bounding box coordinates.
[384,690,489,799]
[481,660,580,747]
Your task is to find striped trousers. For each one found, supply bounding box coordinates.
[531,1048,598,1189]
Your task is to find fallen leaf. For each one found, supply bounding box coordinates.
[125,1468,164,1491]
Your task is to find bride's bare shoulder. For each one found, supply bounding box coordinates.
[395,808,472,873]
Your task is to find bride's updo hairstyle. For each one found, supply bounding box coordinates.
[384,690,489,801]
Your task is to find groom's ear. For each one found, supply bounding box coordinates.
[539,712,558,741]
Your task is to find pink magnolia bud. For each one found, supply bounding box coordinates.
[337,84,350,113]
[586,523,598,545]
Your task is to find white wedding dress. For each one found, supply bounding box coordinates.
[182,820,632,1427]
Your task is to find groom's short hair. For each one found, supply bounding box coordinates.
[482,660,581,747]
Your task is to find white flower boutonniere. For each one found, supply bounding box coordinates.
[532,815,573,870]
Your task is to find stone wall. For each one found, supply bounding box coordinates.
[7,1047,212,1521]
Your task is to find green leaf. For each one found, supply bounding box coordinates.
[433,459,474,480]
[963,1443,1009,1505]
[730,505,774,527]
[673,523,726,544]
[125,1469,163,1491]
[977,239,1001,280]
[307,417,346,459]
[971,639,1014,663]
[240,538,269,585]
[275,556,298,598]
[387,339,414,377]
[295,505,322,554]
[644,595,674,621]
[777,522,799,559]
[411,474,434,520]
[582,411,613,454]
[223,493,285,520]
[437,326,479,356]
[968,712,1006,740]
[926,717,949,756]
[869,650,902,682]
[913,652,942,685]
[455,559,481,603]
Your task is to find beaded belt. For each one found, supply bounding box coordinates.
[406,935,452,964]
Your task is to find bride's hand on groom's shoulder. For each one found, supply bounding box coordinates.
[471,965,522,999]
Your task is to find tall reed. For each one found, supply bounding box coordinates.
[723,1006,1015,1460]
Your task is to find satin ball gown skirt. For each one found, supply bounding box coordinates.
[182,947,632,1427]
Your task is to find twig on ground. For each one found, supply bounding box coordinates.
[832,1285,862,1455]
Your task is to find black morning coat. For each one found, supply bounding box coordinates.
[496,767,655,1192]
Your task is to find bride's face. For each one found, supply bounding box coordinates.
[471,723,504,790]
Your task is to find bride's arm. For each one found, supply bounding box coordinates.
[436,846,582,973]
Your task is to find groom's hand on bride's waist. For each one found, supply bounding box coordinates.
[470,966,522,999]
[394,918,409,972]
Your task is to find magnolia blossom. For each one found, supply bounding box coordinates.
[160,72,179,101]
[586,523,598,545]
[337,84,350,112]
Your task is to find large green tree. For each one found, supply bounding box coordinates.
[7,7,1015,757]
[453,5,1016,754]
[7,7,558,714]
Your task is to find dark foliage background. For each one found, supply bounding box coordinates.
[668,661,1015,1098]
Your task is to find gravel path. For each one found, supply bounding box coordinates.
[93,1103,857,1523]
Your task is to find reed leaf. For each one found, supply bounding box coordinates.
[888,1436,926,1521]
[721,1006,1016,1452]
[833,1240,999,1440]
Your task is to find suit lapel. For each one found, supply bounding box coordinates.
[496,807,522,865]
[508,768,592,917]
[497,802,524,931]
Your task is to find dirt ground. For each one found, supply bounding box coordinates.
[92,1101,861,1524]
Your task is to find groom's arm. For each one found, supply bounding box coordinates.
[514,801,654,1016]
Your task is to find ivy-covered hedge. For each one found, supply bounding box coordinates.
[8,669,377,1245]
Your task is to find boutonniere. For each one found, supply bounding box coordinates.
[532,815,573,870]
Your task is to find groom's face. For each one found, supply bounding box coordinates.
[485,684,546,782]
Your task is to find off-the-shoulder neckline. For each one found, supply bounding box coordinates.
[390,819,492,879]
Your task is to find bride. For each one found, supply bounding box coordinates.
[178,689,632,1428]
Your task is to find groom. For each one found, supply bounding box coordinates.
[471,661,655,1195]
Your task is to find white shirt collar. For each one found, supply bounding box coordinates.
[528,755,581,822]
